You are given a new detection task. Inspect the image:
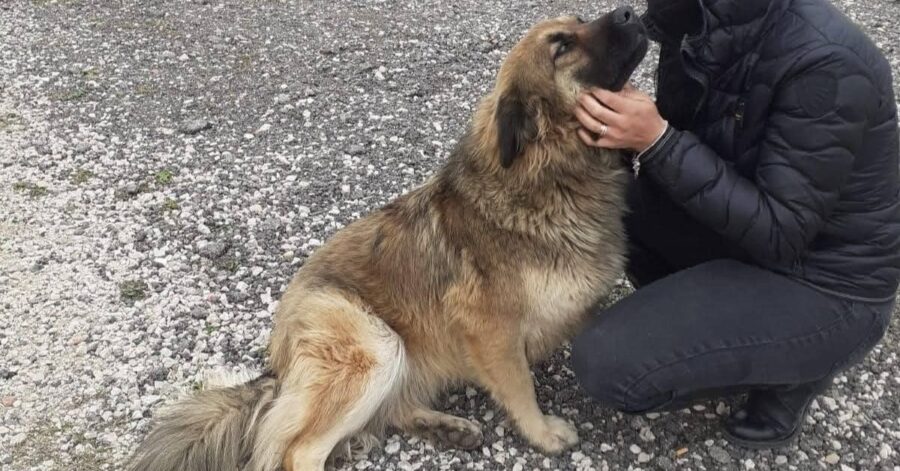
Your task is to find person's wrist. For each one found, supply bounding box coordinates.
[636,119,669,154]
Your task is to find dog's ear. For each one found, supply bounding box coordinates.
[495,90,536,169]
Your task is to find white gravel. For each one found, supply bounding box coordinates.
[1,0,899,470]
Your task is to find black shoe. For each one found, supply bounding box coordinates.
[724,378,832,449]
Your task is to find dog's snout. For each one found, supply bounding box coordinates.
[611,6,637,25]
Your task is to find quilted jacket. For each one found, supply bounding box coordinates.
[641,0,900,302]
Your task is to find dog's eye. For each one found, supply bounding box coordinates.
[552,37,574,60]
[575,16,586,24]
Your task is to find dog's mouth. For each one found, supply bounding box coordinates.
[606,32,649,91]
[575,8,650,91]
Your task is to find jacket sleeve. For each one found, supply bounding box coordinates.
[641,46,877,268]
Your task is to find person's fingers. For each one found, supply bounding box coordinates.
[578,94,623,127]
[577,127,619,149]
[574,105,611,135]
[589,87,629,111]
[621,83,648,100]
[577,127,597,146]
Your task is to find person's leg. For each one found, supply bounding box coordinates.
[623,177,750,287]
[571,260,892,430]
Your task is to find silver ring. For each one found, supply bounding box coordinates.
[598,123,609,138]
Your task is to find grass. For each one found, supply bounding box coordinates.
[161,198,179,212]
[119,280,148,303]
[0,112,26,131]
[71,169,93,185]
[55,87,88,102]
[215,256,239,272]
[155,169,175,185]
[134,83,156,97]
[12,181,49,198]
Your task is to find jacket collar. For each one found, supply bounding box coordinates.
[653,0,791,76]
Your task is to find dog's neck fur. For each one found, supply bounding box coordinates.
[438,95,628,245]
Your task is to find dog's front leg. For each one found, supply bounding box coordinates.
[463,326,580,454]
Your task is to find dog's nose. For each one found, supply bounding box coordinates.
[611,6,637,25]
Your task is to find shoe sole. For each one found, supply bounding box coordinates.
[724,427,801,450]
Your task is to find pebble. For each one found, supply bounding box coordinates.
[710,446,731,464]
[384,440,400,455]
[824,453,841,465]
[199,242,228,259]
[10,433,27,446]
[179,118,211,135]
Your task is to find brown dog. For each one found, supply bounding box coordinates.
[130,10,648,471]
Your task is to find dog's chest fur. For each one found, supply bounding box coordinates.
[520,255,620,362]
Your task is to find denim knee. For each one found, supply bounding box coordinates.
[571,331,633,411]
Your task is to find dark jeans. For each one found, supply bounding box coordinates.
[571,178,894,413]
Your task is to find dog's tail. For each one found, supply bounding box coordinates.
[129,368,280,471]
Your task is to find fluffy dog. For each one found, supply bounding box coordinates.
[130,9,648,471]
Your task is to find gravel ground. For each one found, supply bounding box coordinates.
[1,0,899,470]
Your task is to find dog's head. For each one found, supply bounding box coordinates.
[489,8,648,169]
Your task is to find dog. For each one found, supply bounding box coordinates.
[129,8,648,471]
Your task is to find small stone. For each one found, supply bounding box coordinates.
[274,93,291,105]
[74,142,91,154]
[879,443,893,459]
[123,182,140,195]
[716,402,729,415]
[820,396,838,411]
[638,452,651,463]
[709,446,731,464]
[199,242,228,259]
[652,456,674,471]
[775,455,788,465]
[180,118,211,135]
[10,433,26,446]
[384,439,400,454]
[256,123,272,135]
[178,53,189,61]
[599,443,613,453]
[1,396,16,407]
[629,444,641,455]
[824,453,840,465]
[348,144,366,155]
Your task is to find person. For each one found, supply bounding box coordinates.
[570,0,899,449]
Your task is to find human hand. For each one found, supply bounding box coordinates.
[575,84,667,152]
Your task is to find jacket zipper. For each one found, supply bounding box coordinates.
[734,99,746,129]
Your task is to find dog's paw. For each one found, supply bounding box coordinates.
[528,415,580,455]
[414,415,484,450]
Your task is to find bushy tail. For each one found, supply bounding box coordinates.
[129,369,280,471]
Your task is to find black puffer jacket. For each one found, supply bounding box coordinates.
[641,0,900,302]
